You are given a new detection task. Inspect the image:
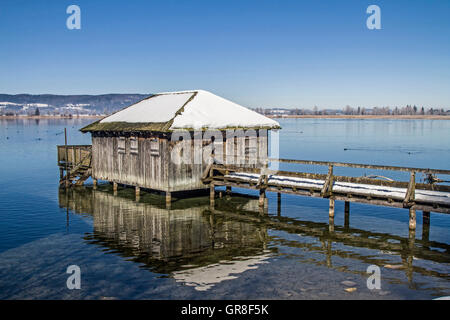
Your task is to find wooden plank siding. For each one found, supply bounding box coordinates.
[90,129,269,193]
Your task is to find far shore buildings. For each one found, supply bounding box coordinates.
[81,90,280,197]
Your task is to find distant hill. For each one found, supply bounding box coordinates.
[0,93,151,115]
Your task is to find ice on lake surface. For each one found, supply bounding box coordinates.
[0,118,449,299]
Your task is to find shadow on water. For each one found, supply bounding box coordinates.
[58,186,450,295]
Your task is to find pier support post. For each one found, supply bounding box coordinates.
[226,186,232,197]
[329,198,335,218]
[113,182,118,195]
[344,201,350,229]
[277,193,281,216]
[259,189,266,207]
[93,179,97,190]
[422,211,430,242]
[135,186,140,201]
[210,184,215,207]
[166,192,171,208]
[329,198,335,232]
[409,207,416,230]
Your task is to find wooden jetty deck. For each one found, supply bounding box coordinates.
[57,145,450,233]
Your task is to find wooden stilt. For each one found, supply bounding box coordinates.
[64,128,69,188]
[113,182,118,195]
[259,189,266,207]
[277,193,281,216]
[93,179,97,190]
[422,211,430,242]
[210,184,215,206]
[166,191,171,208]
[409,207,416,230]
[329,198,335,232]
[135,186,140,201]
[329,198,335,218]
[344,201,350,229]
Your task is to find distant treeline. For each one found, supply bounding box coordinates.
[253,105,450,116]
[0,93,150,116]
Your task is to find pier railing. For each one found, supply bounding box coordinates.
[57,145,92,186]
[57,145,92,168]
[203,157,450,214]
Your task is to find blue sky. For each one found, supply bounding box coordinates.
[1,0,449,109]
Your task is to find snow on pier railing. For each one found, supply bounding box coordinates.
[203,158,450,215]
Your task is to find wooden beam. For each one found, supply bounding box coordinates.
[404,171,416,206]
[321,165,334,197]
[269,158,450,175]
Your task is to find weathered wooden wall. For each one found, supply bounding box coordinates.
[92,134,170,191]
[91,129,269,192]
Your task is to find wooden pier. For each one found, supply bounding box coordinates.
[202,158,450,233]
[58,145,450,233]
[57,145,92,187]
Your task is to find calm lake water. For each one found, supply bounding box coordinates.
[0,117,449,299]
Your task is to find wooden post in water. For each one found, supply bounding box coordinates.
[135,186,140,201]
[166,191,171,208]
[277,193,281,216]
[210,184,215,207]
[113,182,118,195]
[344,201,350,229]
[409,207,416,230]
[226,186,232,196]
[64,128,69,188]
[92,179,97,190]
[329,198,335,232]
[259,189,266,207]
[422,211,430,242]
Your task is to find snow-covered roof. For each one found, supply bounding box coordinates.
[81,90,280,132]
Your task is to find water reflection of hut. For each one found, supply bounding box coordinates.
[59,188,272,289]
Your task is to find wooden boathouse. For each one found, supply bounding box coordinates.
[57,90,450,235]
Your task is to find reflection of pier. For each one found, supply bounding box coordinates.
[59,186,450,290]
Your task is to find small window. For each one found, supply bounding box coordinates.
[118,137,126,154]
[150,138,159,156]
[130,137,138,155]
